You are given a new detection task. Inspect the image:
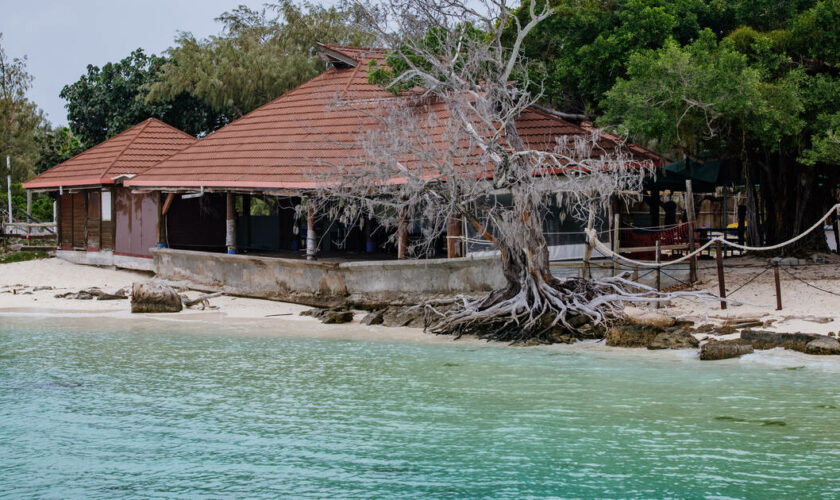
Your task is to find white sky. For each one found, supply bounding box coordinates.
[1,0,266,127]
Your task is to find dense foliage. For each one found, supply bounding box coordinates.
[146,0,379,120]
[59,49,225,146]
[514,0,840,245]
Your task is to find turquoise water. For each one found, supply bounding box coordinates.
[1,316,839,498]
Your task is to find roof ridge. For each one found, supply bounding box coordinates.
[146,117,198,141]
[100,118,153,179]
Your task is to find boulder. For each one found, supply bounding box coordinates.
[320,310,354,324]
[624,309,675,329]
[740,329,821,352]
[130,282,183,313]
[605,324,662,347]
[360,310,384,326]
[805,336,840,355]
[700,340,754,360]
[381,307,427,328]
[647,330,699,350]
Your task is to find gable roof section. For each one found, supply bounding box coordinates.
[23,118,197,190]
[126,46,663,191]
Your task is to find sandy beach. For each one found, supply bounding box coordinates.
[0,257,478,346]
[2,256,840,345]
[660,255,840,336]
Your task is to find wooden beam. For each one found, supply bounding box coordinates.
[161,192,176,215]
[685,180,697,283]
[397,206,408,259]
[446,213,463,258]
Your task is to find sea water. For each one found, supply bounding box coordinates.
[1,316,838,498]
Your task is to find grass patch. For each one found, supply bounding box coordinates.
[0,250,49,264]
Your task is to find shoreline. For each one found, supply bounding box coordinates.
[2,257,840,359]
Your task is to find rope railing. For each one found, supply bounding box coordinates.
[586,203,840,269]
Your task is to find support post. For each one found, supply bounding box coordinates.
[685,180,697,283]
[773,262,782,311]
[446,213,462,258]
[633,265,639,282]
[306,204,317,261]
[582,209,595,278]
[737,205,746,248]
[6,156,12,224]
[397,206,408,259]
[226,192,236,254]
[26,190,32,237]
[721,186,728,230]
[649,187,660,228]
[715,241,727,310]
[612,213,620,277]
[655,240,661,308]
[833,208,840,254]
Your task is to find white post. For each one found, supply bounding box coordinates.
[6,156,11,224]
[306,204,317,261]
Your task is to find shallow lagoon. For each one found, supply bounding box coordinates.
[1,316,839,498]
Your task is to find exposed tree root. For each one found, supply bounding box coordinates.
[422,274,719,344]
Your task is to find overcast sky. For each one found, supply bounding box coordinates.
[1,0,266,127]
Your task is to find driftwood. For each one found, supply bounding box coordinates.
[131,282,183,313]
[182,292,223,310]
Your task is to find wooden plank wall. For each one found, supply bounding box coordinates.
[86,191,101,249]
[59,194,73,249]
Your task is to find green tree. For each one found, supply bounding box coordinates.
[34,125,84,174]
[147,0,380,119]
[60,49,225,146]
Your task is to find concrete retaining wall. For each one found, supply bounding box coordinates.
[152,248,507,307]
[151,249,689,307]
[56,249,154,272]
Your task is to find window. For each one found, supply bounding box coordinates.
[101,191,112,221]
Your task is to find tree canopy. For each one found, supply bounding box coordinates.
[146,0,380,120]
[0,34,45,188]
[60,49,225,147]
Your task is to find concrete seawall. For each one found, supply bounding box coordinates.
[152,249,507,307]
[152,249,689,307]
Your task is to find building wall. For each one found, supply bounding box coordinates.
[57,189,115,251]
[115,188,159,258]
[152,248,506,308]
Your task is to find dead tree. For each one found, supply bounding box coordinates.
[311,0,711,342]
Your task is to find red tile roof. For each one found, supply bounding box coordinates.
[126,46,663,190]
[23,118,197,190]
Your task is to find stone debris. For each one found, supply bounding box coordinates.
[804,336,840,355]
[700,339,754,361]
[301,307,354,324]
[740,329,840,355]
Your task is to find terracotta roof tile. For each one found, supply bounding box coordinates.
[23,118,197,189]
[126,46,662,190]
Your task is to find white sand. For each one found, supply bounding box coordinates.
[645,255,840,335]
[0,257,472,346]
[3,255,840,348]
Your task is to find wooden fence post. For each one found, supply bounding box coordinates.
[612,213,620,277]
[833,208,840,254]
[685,180,697,283]
[582,209,595,278]
[773,262,782,311]
[655,239,661,309]
[715,241,726,310]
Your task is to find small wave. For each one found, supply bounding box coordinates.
[739,347,840,373]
